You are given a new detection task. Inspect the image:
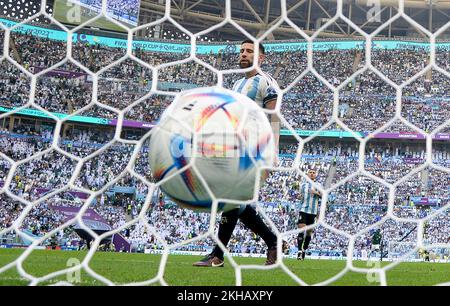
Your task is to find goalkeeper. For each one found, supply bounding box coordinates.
[193,39,284,267]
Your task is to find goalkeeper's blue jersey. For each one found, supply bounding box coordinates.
[297,182,320,215]
[232,71,278,214]
[232,72,278,109]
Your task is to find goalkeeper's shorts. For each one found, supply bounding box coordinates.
[297,211,316,226]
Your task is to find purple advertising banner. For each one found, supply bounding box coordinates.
[0,183,89,199]
[30,66,88,78]
[51,205,110,227]
[109,119,155,129]
[435,134,450,140]
[112,234,131,252]
[402,158,425,164]
[35,188,89,200]
[51,205,131,251]
[411,197,440,205]
[372,132,450,140]
[373,132,425,140]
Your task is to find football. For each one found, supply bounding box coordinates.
[149,87,275,212]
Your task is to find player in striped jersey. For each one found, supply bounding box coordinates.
[232,39,280,154]
[296,169,321,260]
[193,40,285,267]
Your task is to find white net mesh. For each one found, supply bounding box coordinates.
[0,0,449,286]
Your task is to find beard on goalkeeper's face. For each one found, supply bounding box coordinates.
[239,59,252,68]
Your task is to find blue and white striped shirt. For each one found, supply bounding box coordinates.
[232,72,278,109]
[297,182,321,215]
[233,72,278,215]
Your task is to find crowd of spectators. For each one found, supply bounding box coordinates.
[106,0,140,22]
[0,19,449,259]
[35,64,93,114]
[97,59,152,110]
[125,95,172,124]
[4,26,450,137]
[371,46,429,85]
[436,46,450,71]
[0,126,448,258]
[402,70,450,133]
[73,42,125,73]
[10,31,67,72]
[125,199,448,258]
[0,61,30,108]
[72,0,140,23]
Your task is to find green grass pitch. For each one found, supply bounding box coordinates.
[0,249,449,286]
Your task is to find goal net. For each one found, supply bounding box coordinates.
[0,0,449,286]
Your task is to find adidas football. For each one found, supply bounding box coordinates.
[149,87,275,212]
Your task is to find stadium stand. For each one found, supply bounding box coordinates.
[0,16,449,260]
